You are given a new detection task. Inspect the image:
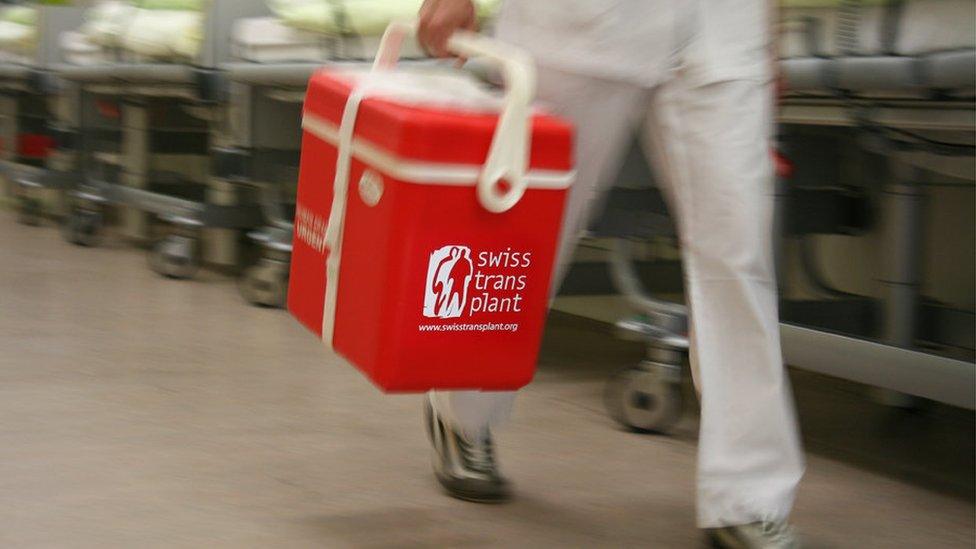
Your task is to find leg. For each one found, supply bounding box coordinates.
[641,75,804,528]
[427,67,648,500]
[428,390,517,439]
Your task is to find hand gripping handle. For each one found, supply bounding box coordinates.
[374,21,537,213]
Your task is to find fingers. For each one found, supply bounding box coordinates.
[417,0,438,54]
[417,0,447,57]
[417,0,476,58]
[420,14,454,57]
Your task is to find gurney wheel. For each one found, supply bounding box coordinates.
[149,235,200,280]
[239,259,288,308]
[63,208,103,247]
[605,363,682,434]
[17,196,42,226]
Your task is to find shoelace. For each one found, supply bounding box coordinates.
[458,433,497,475]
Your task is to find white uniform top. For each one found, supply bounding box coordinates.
[495,0,772,87]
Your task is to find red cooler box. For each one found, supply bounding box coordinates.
[288,26,574,392]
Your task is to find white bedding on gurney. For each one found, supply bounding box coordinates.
[61,0,462,66]
[231,0,500,63]
[779,0,975,57]
[778,0,975,94]
[0,6,36,64]
[60,0,204,65]
[267,0,499,36]
[231,16,426,63]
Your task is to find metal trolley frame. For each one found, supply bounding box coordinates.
[218,63,314,307]
[52,0,270,278]
[0,5,85,227]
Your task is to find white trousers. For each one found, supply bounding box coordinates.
[431,63,805,528]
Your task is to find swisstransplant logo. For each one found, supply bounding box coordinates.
[423,246,474,319]
[422,245,532,322]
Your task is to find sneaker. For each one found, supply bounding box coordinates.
[705,520,799,549]
[424,395,512,503]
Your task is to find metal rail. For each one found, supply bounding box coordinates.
[221,63,319,86]
[52,63,197,85]
[780,323,975,409]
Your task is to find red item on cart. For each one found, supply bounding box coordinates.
[18,134,55,159]
[0,134,54,159]
[287,25,574,392]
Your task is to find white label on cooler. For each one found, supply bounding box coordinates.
[424,246,474,319]
[294,205,327,253]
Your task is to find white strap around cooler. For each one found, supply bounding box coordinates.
[319,22,546,347]
[320,83,370,346]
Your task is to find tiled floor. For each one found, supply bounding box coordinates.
[1,210,973,548]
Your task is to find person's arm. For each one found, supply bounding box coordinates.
[417,0,478,57]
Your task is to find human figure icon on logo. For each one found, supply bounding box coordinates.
[424,245,473,319]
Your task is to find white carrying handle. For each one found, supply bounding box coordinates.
[374,21,537,213]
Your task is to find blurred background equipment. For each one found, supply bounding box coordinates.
[0,0,972,433]
[593,0,975,432]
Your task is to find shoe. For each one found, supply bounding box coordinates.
[424,395,512,503]
[705,520,799,549]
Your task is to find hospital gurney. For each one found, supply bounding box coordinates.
[219,10,431,307]
[0,4,83,226]
[52,0,270,278]
[217,60,307,307]
[600,0,975,433]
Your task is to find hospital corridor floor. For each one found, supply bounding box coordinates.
[1,209,974,548]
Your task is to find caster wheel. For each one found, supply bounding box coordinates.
[62,209,103,247]
[605,363,682,434]
[149,235,200,280]
[239,260,288,308]
[17,196,42,226]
